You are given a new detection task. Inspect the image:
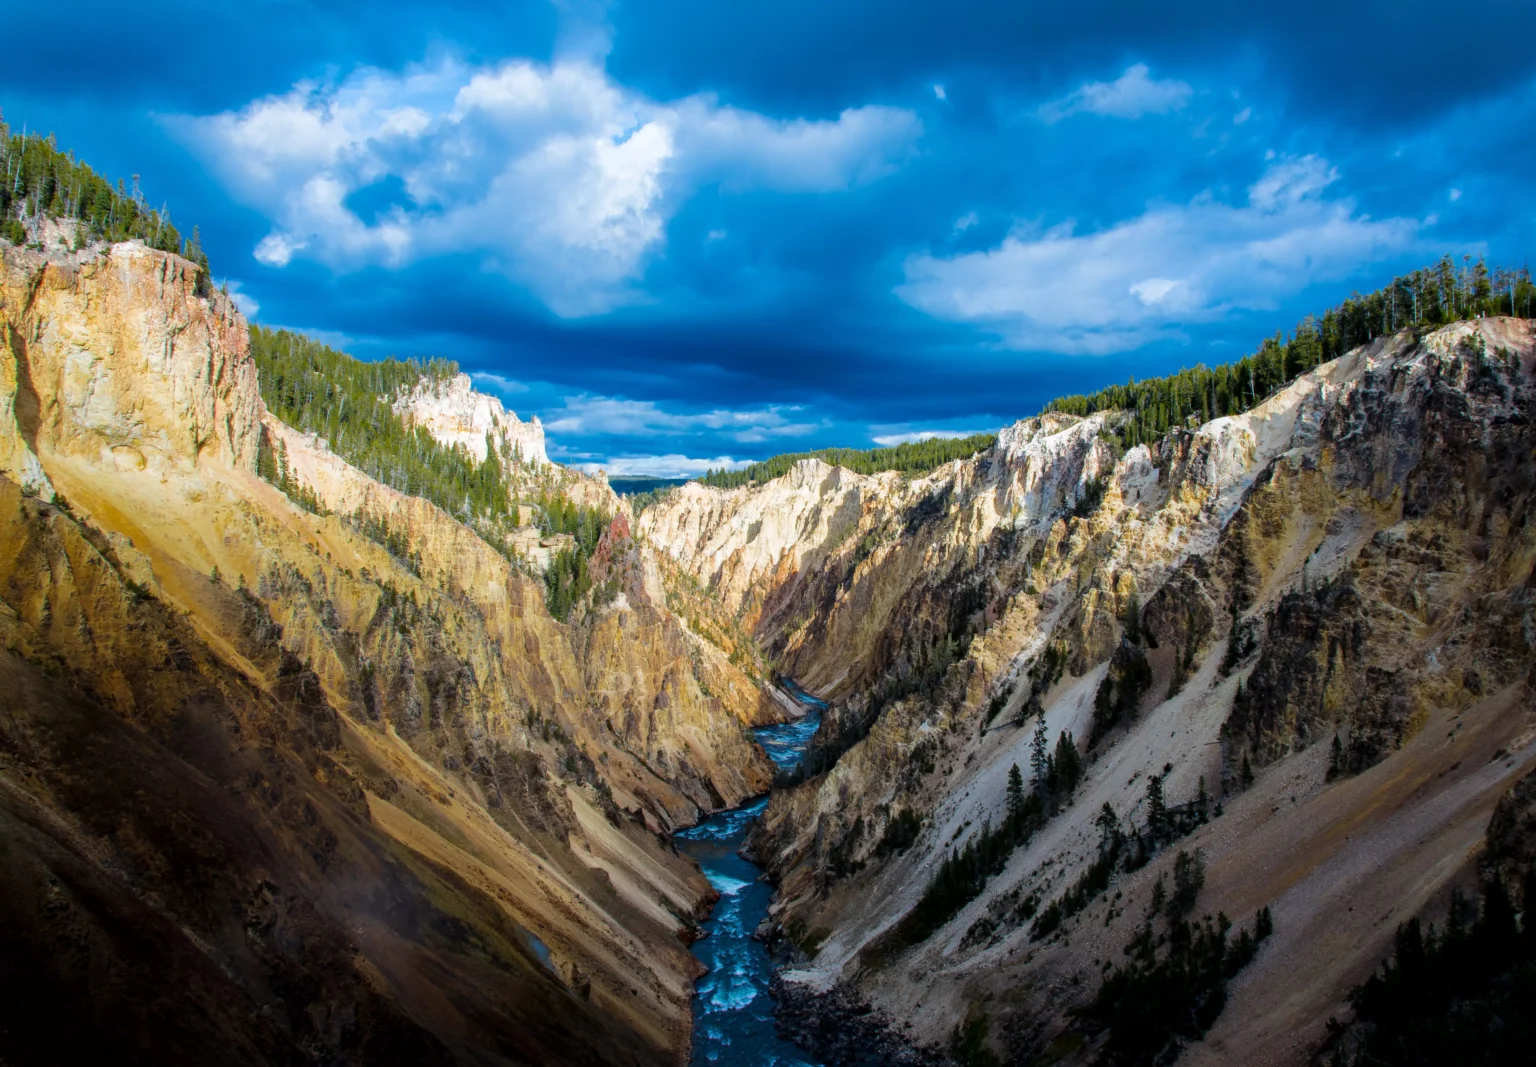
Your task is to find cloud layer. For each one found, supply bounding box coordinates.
[176,58,920,315]
[897,155,1422,353]
[543,393,827,443]
[1038,63,1192,123]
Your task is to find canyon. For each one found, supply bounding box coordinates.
[2,228,1533,1067]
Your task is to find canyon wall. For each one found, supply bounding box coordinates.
[642,321,1536,1064]
[0,239,781,1065]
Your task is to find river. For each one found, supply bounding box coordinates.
[676,689,827,1067]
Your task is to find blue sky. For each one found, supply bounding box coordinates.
[6,1,1534,476]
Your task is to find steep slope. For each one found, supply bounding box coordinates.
[0,237,781,1064]
[642,320,1536,1064]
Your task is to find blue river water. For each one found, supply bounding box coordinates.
[676,692,826,1067]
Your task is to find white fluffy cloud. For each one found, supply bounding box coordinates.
[871,429,988,446]
[542,394,828,442]
[174,58,920,315]
[1038,64,1192,123]
[469,372,530,396]
[897,155,1422,354]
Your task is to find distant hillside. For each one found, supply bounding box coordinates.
[610,476,689,495]
[697,432,999,489]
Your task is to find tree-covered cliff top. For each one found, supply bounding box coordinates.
[0,111,200,269]
[697,432,999,489]
[700,257,1534,488]
[1046,256,1535,452]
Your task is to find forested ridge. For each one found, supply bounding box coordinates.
[1046,256,1536,451]
[251,326,611,619]
[252,326,512,522]
[698,258,1534,489]
[698,432,998,489]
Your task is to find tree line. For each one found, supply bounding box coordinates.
[701,257,1533,494]
[697,432,998,489]
[0,111,205,281]
[1045,256,1536,453]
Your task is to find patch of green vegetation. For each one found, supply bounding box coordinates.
[252,326,510,520]
[875,808,923,857]
[896,746,1085,947]
[538,492,612,620]
[1081,906,1273,1065]
[949,1014,1001,1067]
[1031,769,1214,944]
[251,326,612,616]
[1329,875,1535,1066]
[624,485,676,513]
[697,432,998,489]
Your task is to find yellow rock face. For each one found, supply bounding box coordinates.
[0,238,781,1065]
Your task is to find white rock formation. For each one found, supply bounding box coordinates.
[393,372,548,465]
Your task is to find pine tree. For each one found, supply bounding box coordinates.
[1169,848,1205,917]
[1095,802,1121,855]
[1145,771,1167,840]
[1121,589,1142,644]
[1006,763,1025,829]
[1030,715,1049,792]
[1053,731,1083,796]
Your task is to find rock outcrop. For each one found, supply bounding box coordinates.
[643,320,1536,1065]
[395,371,549,466]
[0,238,781,1065]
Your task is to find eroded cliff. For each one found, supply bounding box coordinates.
[0,238,782,1065]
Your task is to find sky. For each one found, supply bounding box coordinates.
[5,1,1535,477]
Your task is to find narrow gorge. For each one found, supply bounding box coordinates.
[3,168,1534,1067]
